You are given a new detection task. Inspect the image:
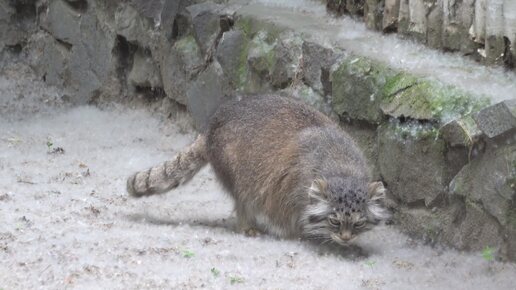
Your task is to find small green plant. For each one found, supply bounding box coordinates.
[210,267,220,277]
[182,250,195,258]
[46,140,53,149]
[229,276,244,285]
[365,260,376,268]
[482,246,494,261]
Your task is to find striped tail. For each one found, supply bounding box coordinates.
[126,135,207,197]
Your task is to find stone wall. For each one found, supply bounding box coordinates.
[1,0,515,260]
[326,0,516,70]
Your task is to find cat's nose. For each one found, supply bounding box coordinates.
[340,230,353,241]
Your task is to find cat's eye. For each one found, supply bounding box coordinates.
[328,216,340,227]
[354,220,366,228]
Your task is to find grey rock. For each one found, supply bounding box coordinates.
[395,207,451,245]
[160,0,181,42]
[442,0,476,53]
[364,0,382,31]
[115,4,154,44]
[397,0,409,34]
[473,100,516,138]
[186,61,231,129]
[286,83,332,116]
[215,30,247,89]
[38,0,115,103]
[504,227,516,261]
[301,41,338,96]
[0,0,13,51]
[41,0,81,45]
[185,2,225,54]
[382,0,399,32]
[247,30,276,83]
[131,0,164,25]
[449,142,516,227]
[346,0,365,16]
[448,201,504,251]
[161,35,203,105]
[128,48,162,89]
[441,115,482,147]
[378,122,447,206]
[271,35,301,89]
[426,1,443,49]
[34,34,71,88]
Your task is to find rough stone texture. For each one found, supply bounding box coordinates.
[381,76,490,124]
[406,0,427,42]
[301,41,339,97]
[186,61,231,129]
[450,201,505,251]
[442,0,476,53]
[450,142,516,227]
[115,3,154,46]
[41,0,81,45]
[331,57,489,125]
[161,35,204,105]
[378,122,447,207]
[37,0,116,104]
[271,33,302,89]
[184,2,226,55]
[441,116,482,147]
[346,0,365,16]
[382,0,399,32]
[331,57,394,124]
[215,30,247,89]
[426,0,443,49]
[32,33,71,88]
[128,48,162,89]
[364,0,383,31]
[473,100,516,138]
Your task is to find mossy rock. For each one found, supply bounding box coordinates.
[331,56,396,123]
[381,77,490,123]
[234,15,284,42]
[331,54,490,124]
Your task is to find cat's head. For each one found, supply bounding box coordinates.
[301,177,390,246]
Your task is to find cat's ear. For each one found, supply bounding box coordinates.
[308,178,328,203]
[366,181,390,222]
[367,181,386,201]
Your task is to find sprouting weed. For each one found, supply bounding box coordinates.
[482,246,494,261]
[210,267,220,277]
[46,140,53,149]
[229,276,244,285]
[182,250,195,258]
[365,260,376,268]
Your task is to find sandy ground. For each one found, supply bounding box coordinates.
[1,66,516,290]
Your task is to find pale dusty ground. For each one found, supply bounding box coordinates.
[1,66,516,290]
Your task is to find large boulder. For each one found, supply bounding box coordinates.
[301,41,339,97]
[377,121,449,206]
[215,29,248,89]
[331,57,394,124]
[450,142,516,227]
[473,100,516,138]
[186,61,231,129]
[183,2,227,55]
[37,0,115,104]
[161,35,204,105]
[128,48,162,89]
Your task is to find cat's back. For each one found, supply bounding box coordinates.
[205,95,333,193]
[207,94,332,136]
